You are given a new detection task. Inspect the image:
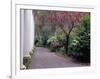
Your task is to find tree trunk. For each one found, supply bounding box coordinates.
[65,35,69,54]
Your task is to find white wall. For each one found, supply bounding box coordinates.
[20,9,34,65]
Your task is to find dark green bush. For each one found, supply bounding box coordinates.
[69,15,90,63]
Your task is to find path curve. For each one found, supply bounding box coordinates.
[29,47,88,69]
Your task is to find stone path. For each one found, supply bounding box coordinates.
[29,47,89,69]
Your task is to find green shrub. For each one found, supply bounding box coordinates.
[29,50,33,56]
[23,55,31,69]
[47,35,58,51]
[29,48,35,57]
[69,15,90,63]
[47,33,66,52]
[20,64,26,70]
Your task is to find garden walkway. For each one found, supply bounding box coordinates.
[29,47,88,69]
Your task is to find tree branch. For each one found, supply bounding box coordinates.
[58,24,67,34]
[68,23,74,36]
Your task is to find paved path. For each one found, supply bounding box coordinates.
[29,47,88,69]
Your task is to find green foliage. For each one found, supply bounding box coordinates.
[47,34,58,52]
[20,64,26,70]
[47,35,58,43]
[69,15,90,63]
[47,33,66,52]
[23,55,31,69]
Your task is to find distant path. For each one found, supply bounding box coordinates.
[29,47,88,69]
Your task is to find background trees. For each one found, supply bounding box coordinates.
[34,10,53,47]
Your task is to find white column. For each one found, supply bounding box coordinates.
[20,9,35,67]
[23,9,34,55]
[20,9,24,66]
